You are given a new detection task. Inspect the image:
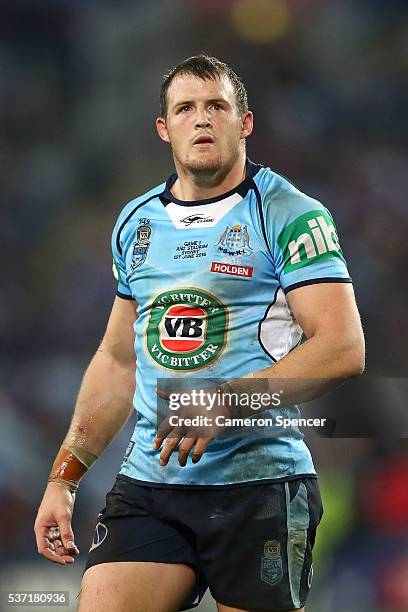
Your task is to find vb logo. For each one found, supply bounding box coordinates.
[147,288,228,371]
[159,305,207,352]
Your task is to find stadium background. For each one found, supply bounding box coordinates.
[1,1,407,610]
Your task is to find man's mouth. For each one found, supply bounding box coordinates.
[193,135,214,145]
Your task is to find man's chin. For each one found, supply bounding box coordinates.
[184,154,223,175]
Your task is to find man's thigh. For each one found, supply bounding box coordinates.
[78,561,196,612]
[83,479,206,610]
[195,478,322,611]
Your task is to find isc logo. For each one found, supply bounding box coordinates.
[159,305,207,353]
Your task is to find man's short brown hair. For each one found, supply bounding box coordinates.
[160,53,248,117]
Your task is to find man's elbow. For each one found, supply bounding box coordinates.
[340,340,366,378]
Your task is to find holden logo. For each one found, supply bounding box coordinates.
[146,288,228,370]
[180,214,214,226]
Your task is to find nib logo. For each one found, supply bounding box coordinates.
[277,210,343,272]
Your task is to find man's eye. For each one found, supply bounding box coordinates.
[210,103,222,110]
[180,105,191,112]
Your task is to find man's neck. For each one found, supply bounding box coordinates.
[171,154,247,201]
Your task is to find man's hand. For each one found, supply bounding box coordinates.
[34,482,79,564]
[153,385,230,467]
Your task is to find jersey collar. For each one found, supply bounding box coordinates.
[159,158,263,207]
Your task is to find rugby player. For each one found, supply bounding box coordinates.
[34,54,365,611]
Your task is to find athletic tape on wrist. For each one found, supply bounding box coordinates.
[47,476,79,494]
[65,445,98,469]
[48,446,97,491]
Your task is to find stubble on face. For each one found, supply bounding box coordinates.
[179,148,240,185]
[182,148,224,176]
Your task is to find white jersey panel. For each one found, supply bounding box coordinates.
[259,287,303,362]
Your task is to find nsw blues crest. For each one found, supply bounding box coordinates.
[260,540,283,586]
[216,224,253,264]
[130,219,152,274]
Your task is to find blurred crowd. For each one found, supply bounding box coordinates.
[1,1,407,610]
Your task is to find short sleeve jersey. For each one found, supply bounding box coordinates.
[111,160,351,486]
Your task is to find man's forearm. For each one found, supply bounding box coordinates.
[49,345,135,489]
[63,345,135,455]
[256,329,364,381]
[225,331,365,416]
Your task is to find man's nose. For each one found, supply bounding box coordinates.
[195,108,211,128]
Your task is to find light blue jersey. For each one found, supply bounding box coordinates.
[112,160,351,486]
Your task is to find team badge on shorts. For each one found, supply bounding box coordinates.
[130,219,152,274]
[260,539,283,586]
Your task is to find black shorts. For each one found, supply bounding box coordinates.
[85,475,323,611]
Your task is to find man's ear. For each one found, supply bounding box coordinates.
[240,111,254,139]
[156,116,170,143]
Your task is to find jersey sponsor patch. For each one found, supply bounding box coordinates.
[159,304,207,352]
[216,224,253,257]
[146,288,228,371]
[210,261,253,277]
[277,210,343,273]
[129,219,152,274]
[179,214,214,226]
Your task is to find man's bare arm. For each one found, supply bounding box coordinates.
[63,296,137,457]
[239,282,366,405]
[34,296,137,564]
[258,282,365,379]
